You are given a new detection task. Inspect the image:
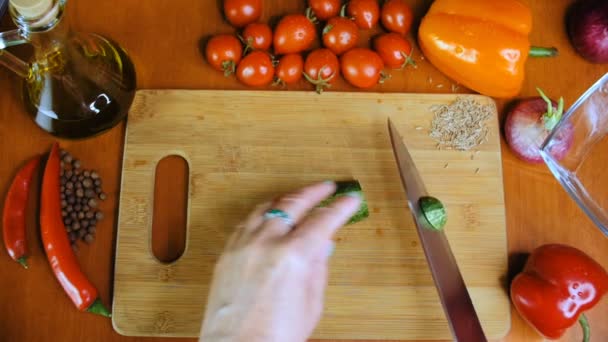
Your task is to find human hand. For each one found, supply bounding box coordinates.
[199,181,362,342]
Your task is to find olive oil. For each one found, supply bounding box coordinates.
[22,34,136,138]
[0,0,137,139]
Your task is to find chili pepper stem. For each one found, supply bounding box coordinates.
[87,298,111,317]
[529,46,559,57]
[17,256,28,269]
[579,314,590,342]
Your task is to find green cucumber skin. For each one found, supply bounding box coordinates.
[419,196,447,231]
[319,180,369,224]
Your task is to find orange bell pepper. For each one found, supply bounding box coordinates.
[418,0,556,98]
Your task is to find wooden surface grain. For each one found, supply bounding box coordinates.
[113,91,508,339]
[0,0,606,341]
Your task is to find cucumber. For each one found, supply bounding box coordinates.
[419,196,447,231]
[319,180,369,224]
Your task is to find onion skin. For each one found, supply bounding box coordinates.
[567,0,608,63]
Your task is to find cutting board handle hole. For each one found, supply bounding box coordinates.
[152,155,189,264]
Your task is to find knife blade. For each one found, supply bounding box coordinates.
[388,118,487,342]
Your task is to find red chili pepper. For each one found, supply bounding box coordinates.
[40,143,110,317]
[2,156,40,268]
[511,244,608,342]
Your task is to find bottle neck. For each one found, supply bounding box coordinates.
[10,0,65,33]
[10,0,69,59]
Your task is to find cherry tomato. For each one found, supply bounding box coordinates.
[274,14,316,55]
[308,0,341,21]
[205,34,243,76]
[242,22,273,52]
[346,0,380,30]
[275,54,304,85]
[381,0,413,35]
[224,0,262,28]
[236,51,275,86]
[341,48,385,89]
[304,48,340,93]
[322,17,359,56]
[373,33,415,69]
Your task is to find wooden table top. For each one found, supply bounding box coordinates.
[0,0,607,341]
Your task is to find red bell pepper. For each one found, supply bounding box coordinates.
[40,143,110,317]
[511,244,608,342]
[2,156,40,268]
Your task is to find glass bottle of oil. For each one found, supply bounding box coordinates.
[0,0,136,139]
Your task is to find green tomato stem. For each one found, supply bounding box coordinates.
[579,314,590,342]
[340,4,348,18]
[400,51,417,69]
[303,65,335,94]
[322,24,334,35]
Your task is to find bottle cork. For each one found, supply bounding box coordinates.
[10,0,52,19]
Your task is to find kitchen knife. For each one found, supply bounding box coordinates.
[388,118,487,342]
[0,0,8,19]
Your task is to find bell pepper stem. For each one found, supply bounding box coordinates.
[17,257,28,269]
[529,46,558,57]
[579,314,590,342]
[87,298,112,317]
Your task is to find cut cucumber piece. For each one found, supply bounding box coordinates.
[319,180,369,224]
[419,196,447,231]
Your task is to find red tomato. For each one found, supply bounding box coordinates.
[341,48,385,89]
[373,33,415,69]
[224,0,262,28]
[304,49,340,93]
[274,14,316,55]
[346,0,380,29]
[236,51,275,86]
[322,17,359,56]
[275,54,304,84]
[242,22,273,51]
[205,34,243,76]
[381,0,413,35]
[308,0,341,21]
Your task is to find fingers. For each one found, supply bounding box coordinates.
[243,201,274,232]
[292,194,361,243]
[228,201,273,247]
[258,181,337,237]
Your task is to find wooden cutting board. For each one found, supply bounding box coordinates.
[113,90,510,340]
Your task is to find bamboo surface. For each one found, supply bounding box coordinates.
[113,90,509,339]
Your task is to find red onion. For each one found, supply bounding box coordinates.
[567,0,608,63]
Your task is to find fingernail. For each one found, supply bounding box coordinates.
[345,191,362,199]
[323,180,335,185]
[327,242,336,257]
